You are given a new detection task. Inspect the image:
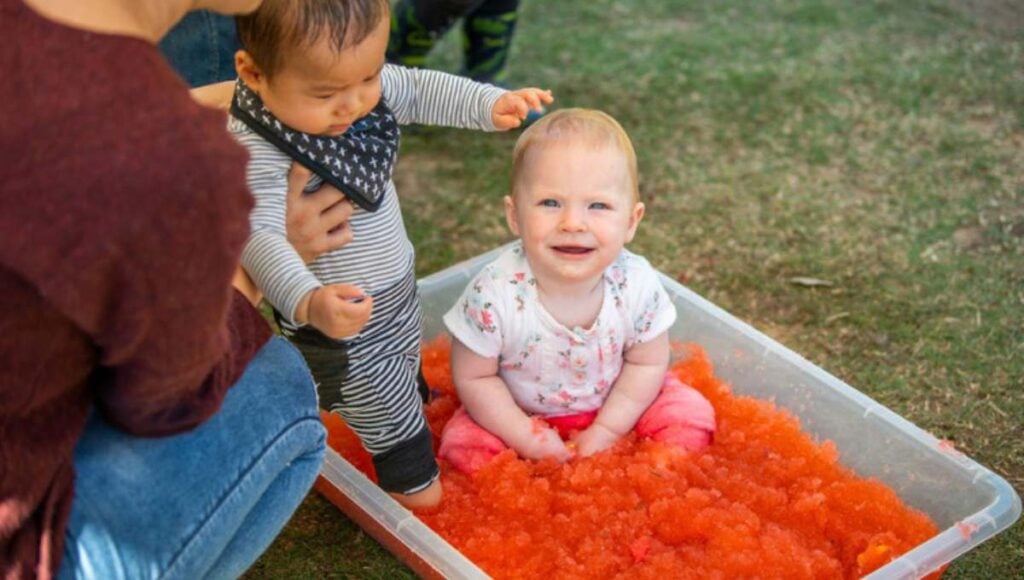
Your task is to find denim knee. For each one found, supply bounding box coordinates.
[159,10,239,87]
[255,337,322,417]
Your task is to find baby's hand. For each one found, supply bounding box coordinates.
[571,423,622,457]
[517,421,573,462]
[307,284,373,339]
[491,88,554,130]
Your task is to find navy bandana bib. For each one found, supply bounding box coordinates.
[230,80,400,212]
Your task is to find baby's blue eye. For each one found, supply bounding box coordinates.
[539,199,559,208]
[589,202,611,210]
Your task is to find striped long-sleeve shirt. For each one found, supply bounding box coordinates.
[231,64,507,326]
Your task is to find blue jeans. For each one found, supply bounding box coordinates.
[159,10,239,87]
[58,337,326,580]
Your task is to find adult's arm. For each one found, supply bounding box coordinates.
[76,103,273,437]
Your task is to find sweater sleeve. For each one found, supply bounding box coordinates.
[230,118,323,326]
[47,102,275,437]
[92,289,272,438]
[381,64,507,130]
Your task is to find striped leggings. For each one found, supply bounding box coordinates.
[283,270,439,493]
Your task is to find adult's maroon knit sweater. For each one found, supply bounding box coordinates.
[0,3,272,578]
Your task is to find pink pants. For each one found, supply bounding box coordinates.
[439,373,716,474]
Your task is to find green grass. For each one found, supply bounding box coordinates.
[246,0,1022,577]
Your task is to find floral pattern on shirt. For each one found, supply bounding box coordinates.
[535,381,579,410]
[461,280,497,334]
[607,261,629,310]
[500,331,542,372]
[632,290,663,341]
[508,271,535,312]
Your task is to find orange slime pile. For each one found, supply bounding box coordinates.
[321,337,940,579]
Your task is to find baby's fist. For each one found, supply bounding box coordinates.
[518,423,572,462]
[571,423,621,457]
[308,284,373,339]
[492,88,554,130]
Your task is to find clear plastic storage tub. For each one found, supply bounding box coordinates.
[315,245,1021,579]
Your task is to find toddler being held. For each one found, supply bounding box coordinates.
[440,109,716,473]
[229,0,552,508]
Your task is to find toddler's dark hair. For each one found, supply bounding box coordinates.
[237,0,390,78]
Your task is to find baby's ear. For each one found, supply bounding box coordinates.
[504,195,521,236]
[234,50,264,92]
[625,202,645,243]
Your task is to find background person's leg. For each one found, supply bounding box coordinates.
[460,0,521,84]
[159,10,240,87]
[58,337,326,580]
[460,0,544,124]
[387,0,484,68]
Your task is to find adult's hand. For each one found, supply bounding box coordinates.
[285,163,354,263]
[231,266,263,307]
[189,80,235,111]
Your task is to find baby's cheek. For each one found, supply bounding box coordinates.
[366,85,383,109]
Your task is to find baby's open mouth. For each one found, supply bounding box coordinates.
[552,245,593,255]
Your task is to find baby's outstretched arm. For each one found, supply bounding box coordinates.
[451,339,572,461]
[491,88,554,130]
[573,331,671,456]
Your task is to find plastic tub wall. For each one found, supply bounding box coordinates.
[318,244,1021,579]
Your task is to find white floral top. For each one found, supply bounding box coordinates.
[443,242,677,416]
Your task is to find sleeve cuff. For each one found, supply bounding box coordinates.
[476,85,508,131]
[443,307,500,359]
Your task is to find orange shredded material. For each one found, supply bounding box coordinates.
[855,535,894,574]
[629,535,652,563]
[322,337,943,579]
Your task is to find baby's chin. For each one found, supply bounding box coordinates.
[322,123,352,137]
[280,120,350,137]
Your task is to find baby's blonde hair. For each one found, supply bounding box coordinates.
[511,108,639,201]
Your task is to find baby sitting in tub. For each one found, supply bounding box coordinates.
[440,108,716,473]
